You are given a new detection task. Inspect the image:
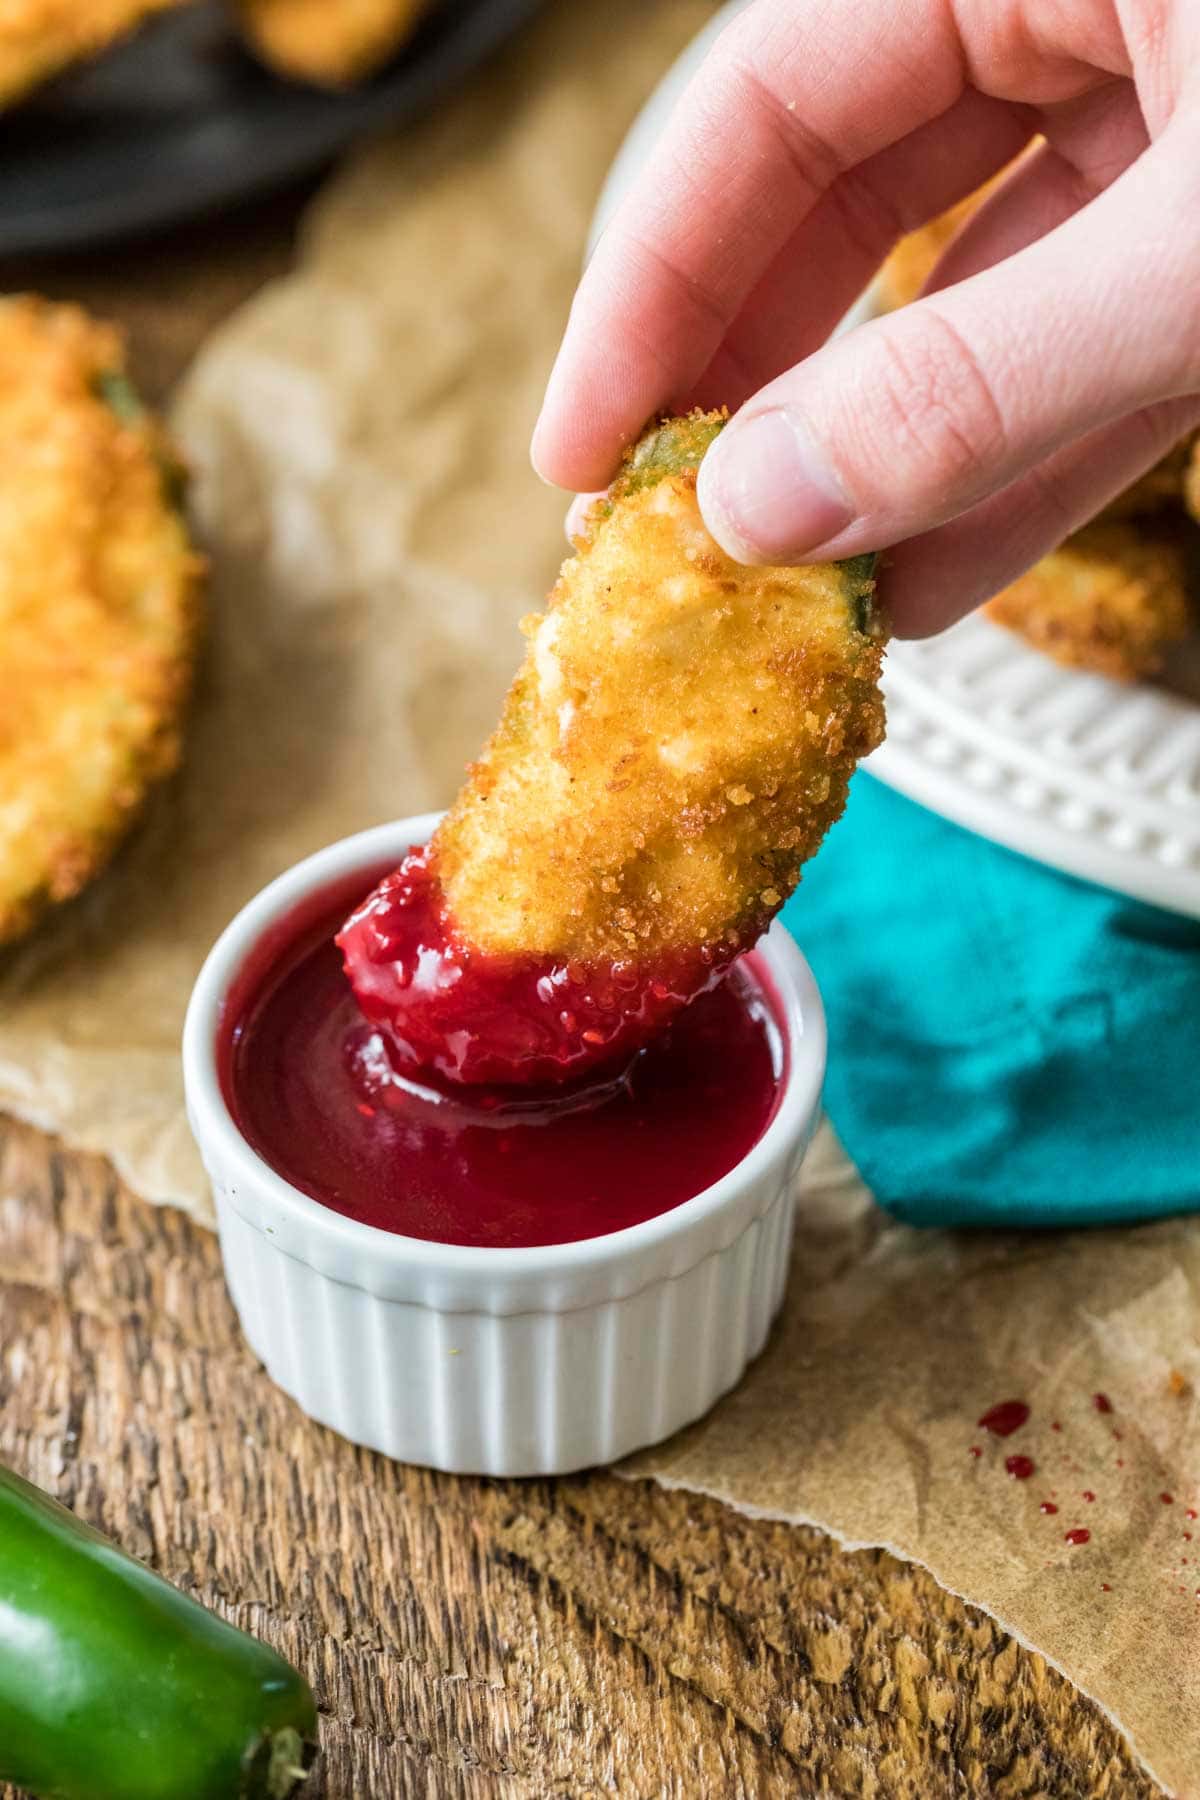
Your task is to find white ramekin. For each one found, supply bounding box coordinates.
[183,814,826,1475]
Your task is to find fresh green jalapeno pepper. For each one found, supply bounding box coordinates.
[0,1463,317,1800]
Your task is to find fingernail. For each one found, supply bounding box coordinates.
[530,423,554,485]
[697,409,853,562]
[565,492,602,543]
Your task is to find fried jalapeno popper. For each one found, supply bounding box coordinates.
[0,297,203,945]
[339,411,885,1087]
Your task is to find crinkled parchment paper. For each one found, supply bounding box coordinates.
[0,0,1197,1789]
[630,1124,1200,1796]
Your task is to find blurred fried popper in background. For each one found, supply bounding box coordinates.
[0,296,204,945]
[234,0,427,86]
[986,524,1192,683]
[0,0,184,107]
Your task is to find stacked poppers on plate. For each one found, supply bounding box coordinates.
[879,178,1200,683]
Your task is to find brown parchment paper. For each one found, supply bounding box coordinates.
[0,0,1197,1790]
[630,1123,1200,1796]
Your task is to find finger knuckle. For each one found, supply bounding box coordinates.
[857,309,1010,499]
[828,168,908,272]
[1016,453,1084,548]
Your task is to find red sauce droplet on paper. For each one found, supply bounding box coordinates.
[1116,1459,1125,1468]
[1101,1583,1112,1592]
[968,1445,982,1458]
[1184,1532,1193,1542]
[1093,1393,1113,1413]
[1040,1501,1058,1515]
[1050,1421,1062,1433]
[1064,1528,1090,1546]
[1162,1493,1175,1505]
[1187,1509,1198,1520]
[978,1400,1030,1438]
[1082,1490,1095,1503]
[1005,1455,1035,1480]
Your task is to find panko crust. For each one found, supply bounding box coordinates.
[0,0,181,107]
[433,411,886,966]
[985,523,1191,681]
[0,296,204,946]
[234,0,427,85]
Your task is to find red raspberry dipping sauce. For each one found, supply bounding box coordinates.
[220,864,785,1249]
[336,846,727,1088]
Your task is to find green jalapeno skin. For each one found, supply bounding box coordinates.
[0,1464,317,1800]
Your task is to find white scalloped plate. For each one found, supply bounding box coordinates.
[869,624,1200,916]
[594,2,1200,919]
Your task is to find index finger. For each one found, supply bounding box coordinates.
[530,0,967,491]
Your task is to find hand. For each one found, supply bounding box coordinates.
[531,0,1200,635]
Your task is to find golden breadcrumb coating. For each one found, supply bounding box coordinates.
[433,411,886,967]
[234,0,426,86]
[0,0,182,107]
[0,296,204,945]
[986,523,1191,681]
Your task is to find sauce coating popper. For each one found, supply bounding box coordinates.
[224,876,784,1248]
[339,409,886,1088]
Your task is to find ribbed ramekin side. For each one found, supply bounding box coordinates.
[210,1176,796,1477]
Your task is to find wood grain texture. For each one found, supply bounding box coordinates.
[0,1116,1156,1799]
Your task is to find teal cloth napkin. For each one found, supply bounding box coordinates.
[780,774,1200,1227]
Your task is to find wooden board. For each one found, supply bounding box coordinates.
[0,193,1157,1800]
[0,1115,1154,1798]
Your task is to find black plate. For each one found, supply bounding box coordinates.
[0,0,541,258]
